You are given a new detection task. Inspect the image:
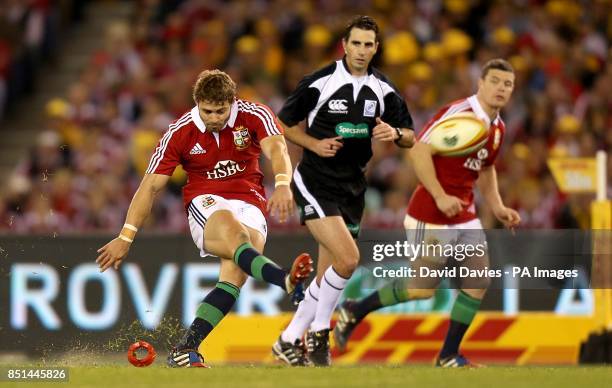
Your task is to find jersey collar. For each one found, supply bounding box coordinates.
[467,94,500,127]
[341,56,373,76]
[190,100,239,133]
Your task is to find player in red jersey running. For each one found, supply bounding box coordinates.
[95,69,313,367]
[334,59,521,367]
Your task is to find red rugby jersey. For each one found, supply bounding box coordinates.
[145,99,283,214]
[407,95,506,225]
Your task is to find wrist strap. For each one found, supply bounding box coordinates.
[123,223,138,232]
[275,181,290,188]
[118,234,133,243]
[275,173,291,188]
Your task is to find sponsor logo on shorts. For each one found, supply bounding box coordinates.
[426,236,441,245]
[363,100,377,117]
[328,99,348,114]
[304,204,315,216]
[206,160,246,179]
[347,223,361,236]
[202,195,216,208]
[335,122,369,138]
[232,126,251,150]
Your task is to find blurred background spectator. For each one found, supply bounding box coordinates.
[0,0,87,121]
[0,0,610,234]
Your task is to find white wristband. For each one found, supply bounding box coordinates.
[118,234,133,243]
[275,181,290,188]
[123,223,138,232]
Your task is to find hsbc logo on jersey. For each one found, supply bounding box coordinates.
[463,148,490,171]
[477,148,489,160]
[206,160,246,179]
[464,158,482,171]
[328,99,348,114]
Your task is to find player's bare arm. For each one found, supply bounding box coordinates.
[96,173,170,272]
[477,166,521,228]
[261,134,294,223]
[409,141,467,218]
[371,117,415,148]
[280,120,343,158]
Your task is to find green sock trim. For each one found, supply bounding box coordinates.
[450,291,482,325]
[251,255,276,281]
[394,281,410,302]
[377,283,395,306]
[216,281,240,299]
[233,242,252,263]
[196,302,224,327]
[378,280,410,306]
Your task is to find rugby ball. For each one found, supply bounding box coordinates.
[427,112,489,157]
[127,341,156,367]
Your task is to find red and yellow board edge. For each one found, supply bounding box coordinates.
[198,313,598,365]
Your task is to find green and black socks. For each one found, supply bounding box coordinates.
[352,279,410,321]
[178,281,240,350]
[233,242,287,290]
[439,290,482,358]
[179,242,291,350]
[353,282,482,359]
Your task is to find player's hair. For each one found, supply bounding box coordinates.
[343,15,379,42]
[481,58,514,79]
[192,69,236,104]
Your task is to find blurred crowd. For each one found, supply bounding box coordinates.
[0,0,86,121]
[0,0,610,234]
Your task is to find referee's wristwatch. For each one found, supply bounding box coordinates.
[393,127,403,143]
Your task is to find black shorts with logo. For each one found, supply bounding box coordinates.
[291,164,365,238]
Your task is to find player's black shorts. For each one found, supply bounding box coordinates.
[291,165,365,238]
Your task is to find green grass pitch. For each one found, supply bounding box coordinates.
[1,364,610,388]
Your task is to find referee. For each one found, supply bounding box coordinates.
[272,16,415,366]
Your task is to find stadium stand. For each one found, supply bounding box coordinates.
[0,0,609,233]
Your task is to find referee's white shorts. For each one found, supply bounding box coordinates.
[187,194,267,257]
